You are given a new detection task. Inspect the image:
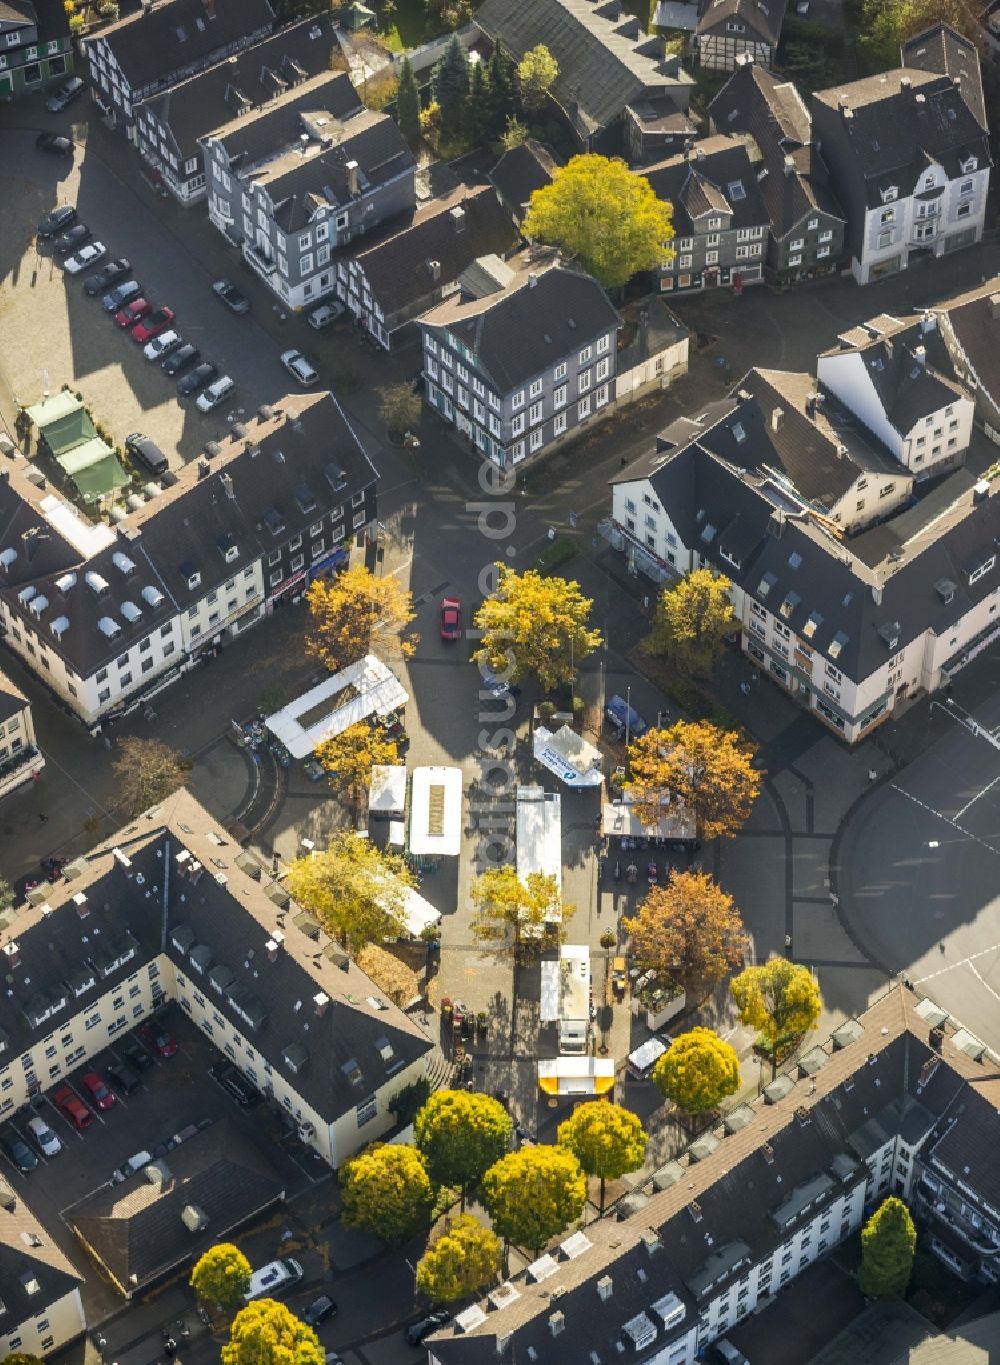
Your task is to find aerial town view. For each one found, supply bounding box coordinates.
[1,0,1000,1362]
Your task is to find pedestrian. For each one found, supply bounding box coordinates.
[38,812,48,823]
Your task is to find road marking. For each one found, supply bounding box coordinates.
[954,773,1000,821]
[914,940,1000,985]
[889,783,1000,857]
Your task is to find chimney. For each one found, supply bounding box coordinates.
[913,345,926,367]
[220,472,235,500]
[771,406,785,432]
[973,478,990,503]
[548,1312,565,1338]
[2,941,20,969]
[203,0,216,16]
[313,991,330,1017]
[900,76,911,91]
[449,205,466,234]
[930,1026,944,1052]
[265,931,284,962]
[871,584,882,605]
[427,259,441,282]
[73,892,89,919]
[921,310,938,334]
[597,1276,613,1302]
[783,155,795,177]
[197,458,210,480]
[990,293,1000,322]
[695,146,705,162]
[345,159,359,196]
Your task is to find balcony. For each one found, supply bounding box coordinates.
[0,744,44,800]
[916,1179,1000,1254]
[243,242,277,281]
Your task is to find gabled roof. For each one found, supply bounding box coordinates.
[0,1,35,27]
[0,669,29,727]
[488,139,560,222]
[710,57,810,146]
[137,15,356,163]
[934,276,1000,415]
[902,21,987,130]
[0,1198,82,1330]
[92,0,275,89]
[202,70,362,170]
[474,0,692,141]
[645,136,769,236]
[696,0,788,45]
[419,259,620,394]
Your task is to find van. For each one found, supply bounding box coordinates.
[124,432,168,477]
[626,1036,668,1081]
[112,1149,152,1183]
[307,301,344,331]
[715,1341,750,1365]
[245,1258,304,1302]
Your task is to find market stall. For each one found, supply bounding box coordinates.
[532,725,603,788]
[409,766,462,858]
[264,654,407,759]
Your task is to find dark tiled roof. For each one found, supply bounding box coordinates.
[0,1,35,25]
[902,22,987,130]
[825,320,966,436]
[928,1086,1000,1215]
[138,16,356,162]
[204,69,361,169]
[626,93,697,136]
[95,0,275,89]
[347,186,518,321]
[935,277,1000,414]
[0,671,28,727]
[645,136,769,236]
[0,1198,82,1323]
[696,0,788,45]
[70,1119,284,1292]
[487,139,560,222]
[420,261,620,393]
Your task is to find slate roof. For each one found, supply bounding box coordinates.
[474,0,693,142]
[94,0,275,90]
[70,1119,284,1292]
[696,0,788,45]
[203,70,363,169]
[812,69,990,206]
[933,277,1000,415]
[0,1194,83,1324]
[645,136,769,236]
[0,670,29,727]
[346,185,518,322]
[0,0,35,26]
[626,92,698,136]
[487,139,560,222]
[419,259,620,394]
[137,15,357,164]
[902,22,987,130]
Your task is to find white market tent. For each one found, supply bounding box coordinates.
[538,1057,615,1097]
[409,766,463,857]
[602,795,696,842]
[369,764,407,817]
[265,654,408,759]
[516,785,562,897]
[539,944,589,1023]
[533,725,603,788]
[401,883,441,937]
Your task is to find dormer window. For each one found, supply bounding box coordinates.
[880,187,897,204]
[961,156,978,173]
[732,422,747,443]
[217,535,238,564]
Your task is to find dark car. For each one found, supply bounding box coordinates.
[212,279,250,314]
[177,361,218,397]
[101,280,142,313]
[209,1063,262,1109]
[36,131,74,157]
[137,1021,178,1059]
[53,223,90,257]
[302,1296,338,1328]
[119,1035,155,1071]
[1,1130,39,1174]
[37,204,77,238]
[45,75,85,113]
[162,342,200,376]
[106,1061,141,1096]
[405,1310,451,1346]
[124,433,168,477]
[84,258,131,296]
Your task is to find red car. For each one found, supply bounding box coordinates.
[131,305,176,344]
[114,296,152,329]
[138,1021,179,1058]
[440,596,461,641]
[80,1071,117,1111]
[52,1085,94,1130]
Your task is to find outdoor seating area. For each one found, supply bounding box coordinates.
[25,389,127,505]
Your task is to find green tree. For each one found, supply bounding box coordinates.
[484,45,517,142]
[643,568,735,677]
[190,1243,252,1310]
[858,0,979,71]
[731,959,822,1078]
[482,1146,586,1254]
[625,720,762,843]
[0,877,14,916]
[396,57,420,147]
[112,737,191,817]
[416,1214,502,1302]
[464,57,490,146]
[223,1302,323,1365]
[340,1143,435,1244]
[431,34,470,141]
[517,44,558,113]
[858,1197,917,1298]
[285,834,416,955]
[470,866,575,959]
[414,1089,512,1210]
[557,1100,647,1214]
[653,1028,741,1117]
[524,155,675,291]
[499,116,528,151]
[623,869,748,1000]
[3,1355,45,1365]
[473,564,602,693]
[378,382,421,440]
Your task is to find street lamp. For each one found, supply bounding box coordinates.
[625,684,632,751]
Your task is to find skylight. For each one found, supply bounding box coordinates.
[728,180,746,201]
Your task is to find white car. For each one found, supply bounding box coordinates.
[26,1115,62,1158]
[307,301,344,331]
[63,241,107,275]
[195,375,236,412]
[280,349,318,387]
[143,329,182,361]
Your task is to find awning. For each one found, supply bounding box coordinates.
[540,959,560,1023]
[538,1057,615,1096]
[533,725,603,788]
[602,798,696,843]
[264,654,408,758]
[409,766,462,856]
[369,764,407,816]
[401,884,441,937]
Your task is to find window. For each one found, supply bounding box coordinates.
[512,413,525,437]
[578,346,593,365]
[728,180,746,201]
[511,389,525,411]
[596,334,610,355]
[578,396,591,420]
[706,250,719,265]
[529,401,543,425]
[554,361,567,381]
[956,203,971,219]
[578,369,592,393]
[789,254,802,267]
[357,1095,378,1127]
[529,378,543,399]
[554,411,567,436]
[877,231,892,249]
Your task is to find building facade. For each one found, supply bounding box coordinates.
[0,1201,85,1359]
[0,0,72,100]
[932,276,1000,443]
[0,673,44,802]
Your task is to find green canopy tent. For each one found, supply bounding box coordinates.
[25,392,127,504]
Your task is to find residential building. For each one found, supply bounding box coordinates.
[474,0,693,154]
[0,392,378,728]
[708,57,845,280]
[0,671,43,801]
[811,48,991,285]
[614,298,690,406]
[695,0,788,72]
[426,985,1000,1364]
[0,787,433,1169]
[901,22,988,131]
[623,94,697,166]
[0,1196,85,1358]
[645,136,770,293]
[134,14,358,204]
[203,102,414,311]
[85,0,274,134]
[335,185,517,350]
[0,0,72,101]
[932,276,1000,442]
[488,139,560,226]
[419,254,620,468]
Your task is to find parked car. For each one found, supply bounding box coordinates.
[105,1061,141,1096]
[439,595,461,641]
[302,1296,338,1328]
[124,430,170,476]
[115,296,152,328]
[137,1021,178,1058]
[35,131,74,157]
[209,1063,262,1109]
[101,280,142,313]
[52,1085,94,1130]
[177,360,217,396]
[45,75,85,113]
[212,279,250,314]
[162,343,200,376]
[405,1310,451,1346]
[62,240,106,275]
[26,1115,62,1157]
[53,223,90,257]
[81,1072,116,1112]
[143,329,181,362]
[280,349,318,387]
[37,204,76,238]
[84,258,130,296]
[244,1258,303,1302]
[1,1129,39,1173]
[119,1035,155,1071]
[307,300,344,330]
[195,375,235,412]
[131,306,176,345]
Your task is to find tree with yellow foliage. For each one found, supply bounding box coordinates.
[653,1028,741,1117]
[470,866,574,960]
[557,1100,647,1213]
[643,568,735,678]
[416,1214,502,1302]
[626,720,762,842]
[313,721,399,813]
[482,1146,587,1254]
[305,564,416,672]
[731,959,822,1078]
[473,565,602,693]
[222,1301,323,1365]
[340,1143,434,1244]
[623,869,748,1000]
[286,834,416,955]
[190,1242,252,1310]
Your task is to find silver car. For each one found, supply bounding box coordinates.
[26,1115,62,1158]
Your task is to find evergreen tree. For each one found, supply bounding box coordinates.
[484,45,516,142]
[464,59,489,148]
[432,34,470,143]
[858,1197,917,1298]
[396,57,420,148]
